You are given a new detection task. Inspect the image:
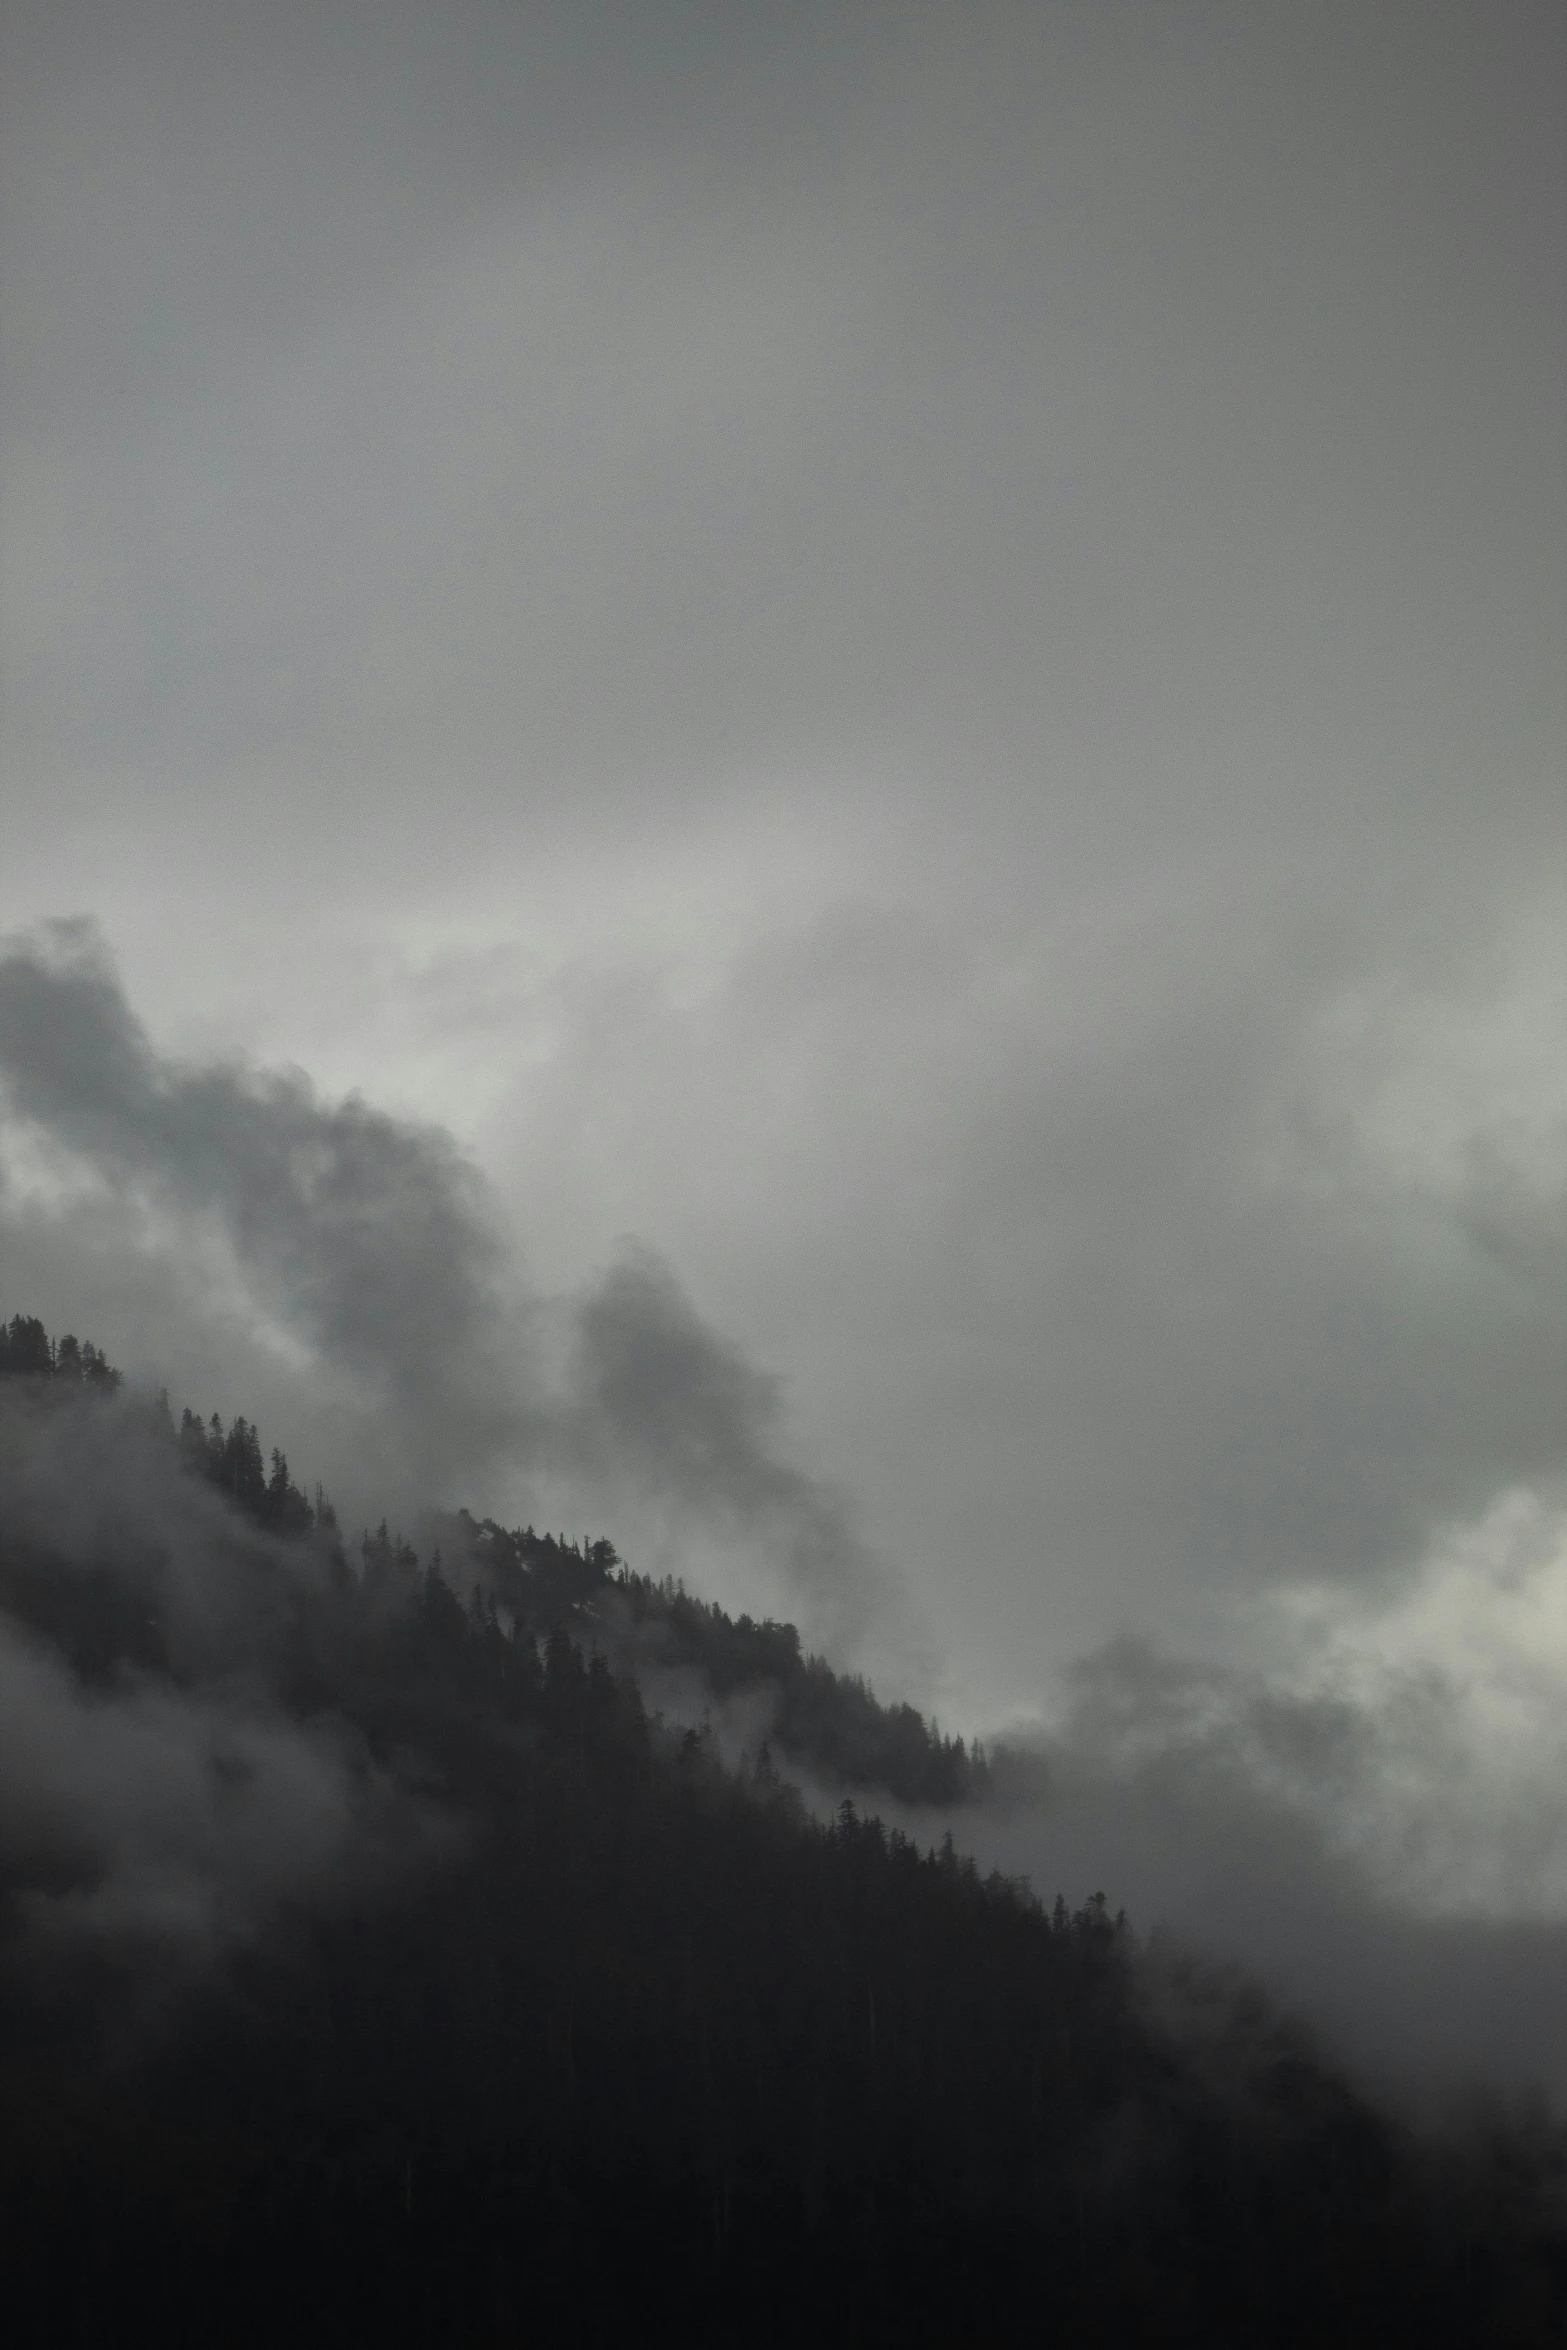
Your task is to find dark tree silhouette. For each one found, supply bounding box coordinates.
[0,1319,1563,2348]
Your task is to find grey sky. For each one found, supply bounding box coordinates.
[1,0,1563,2000]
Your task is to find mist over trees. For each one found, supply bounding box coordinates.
[449,1511,990,1808]
[0,1321,1564,2345]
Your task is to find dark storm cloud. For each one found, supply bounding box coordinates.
[567,1245,886,1644]
[0,918,525,1499]
[0,924,888,1635]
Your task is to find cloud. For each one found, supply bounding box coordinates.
[0,922,891,1642]
[0,920,1562,2095]
[0,0,1558,1711]
[0,0,1556,2119]
[970,1488,1567,2102]
[0,917,526,1497]
[0,1376,442,1960]
[564,1243,889,1647]
[461,868,1564,1713]
[0,1617,393,1951]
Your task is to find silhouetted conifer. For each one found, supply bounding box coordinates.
[0,1317,1562,2347]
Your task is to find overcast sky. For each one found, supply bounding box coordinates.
[1,0,1562,1833]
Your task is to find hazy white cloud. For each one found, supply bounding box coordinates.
[943,1486,1567,2098]
[1252,1486,1567,1919]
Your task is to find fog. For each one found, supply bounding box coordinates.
[974,1482,1567,2102]
[0,1372,450,1963]
[0,0,1562,2096]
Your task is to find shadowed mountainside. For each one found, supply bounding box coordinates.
[444,1510,990,1807]
[0,1319,1564,2347]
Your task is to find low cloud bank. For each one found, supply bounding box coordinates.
[971,1489,1567,2102]
[0,920,887,1651]
[0,1619,394,1949]
[0,1377,443,1962]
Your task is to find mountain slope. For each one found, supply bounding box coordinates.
[0,1322,1563,2347]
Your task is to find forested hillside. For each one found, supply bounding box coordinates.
[0,1317,1564,2347]
[446,1510,990,1805]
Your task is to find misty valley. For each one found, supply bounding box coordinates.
[0,1316,1563,2347]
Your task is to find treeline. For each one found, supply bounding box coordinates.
[0,1311,121,1387]
[0,1324,1564,2345]
[175,1404,330,1537]
[453,1513,989,1807]
[0,1309,334,1537]
[1,1318,977,1810]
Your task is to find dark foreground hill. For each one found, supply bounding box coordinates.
[0,1319,1564,2347]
